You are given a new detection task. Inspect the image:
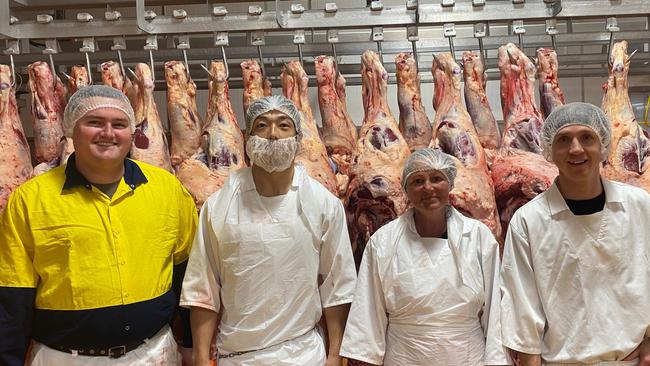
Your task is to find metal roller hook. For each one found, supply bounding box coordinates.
[220,45,229,80]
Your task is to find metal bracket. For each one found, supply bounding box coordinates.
[372,26,384,41]
[248,5,263,16]
[293,29,306,44]
[144,35,158,50]
[327,29,339,43]
[37,14,53,24]
[406,0,418,10]
[43,39,59,54]
[473,23,486,38]
[512,0,525,4]
[472,0,485,6]
[110,36,126,51]
[79,37,96,53]
[176,34,190,50]
[325,3,338,13]
[606,17,620,32]
[443,23,457,38]
[251,31,266,46]
[105,10,122,21]
[76,13,94,22]
[214,32,229,46]
[512,20,526,35]
[370,1,384,11]
[545,19,558,49]
[545,19,558,35]
[441,0,455,7]
[291,4,305,14]
[4,39,19,55]
[212,6,228,17]
[407,25,419,41]
[173,9,188,20]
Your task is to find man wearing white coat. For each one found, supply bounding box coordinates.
[180,95,357,366]
[500,102,650,366]
[340,148,510,366]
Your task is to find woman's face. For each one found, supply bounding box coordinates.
[405,170,451,214]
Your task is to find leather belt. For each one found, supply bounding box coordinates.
[52,340,144,358]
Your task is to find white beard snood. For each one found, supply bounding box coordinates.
[245,135,299,173]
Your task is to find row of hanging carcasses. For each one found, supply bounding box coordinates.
[1,40,649,265]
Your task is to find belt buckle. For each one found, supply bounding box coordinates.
[108,345,127,358]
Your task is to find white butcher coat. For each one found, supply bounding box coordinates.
[340,207,510,366]
[500,179,650,364]
[180,165,357,364]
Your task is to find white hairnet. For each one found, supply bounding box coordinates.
[402,148,457,191]
[541,102,611,161]
[245,95,302,137]
[63,84,135,137]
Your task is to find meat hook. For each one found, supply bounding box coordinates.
[220,45,229,80]
[116,49,127,82]
[84,51,94,85]
[507,49,518,65]
[48,54,57,88]
[200,63,216,80]
[626,49,638,64]
[331,43,339,76]
[8,53,16,88]
[411,40,419,74]
[149,50,156,83]
[257,45,266,78]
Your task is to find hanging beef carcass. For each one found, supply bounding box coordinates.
[128,63,172,171]
[59,65,91,165]
[601,40,650,190]
[462,51,501,150]
[315,55,358,195]
[395,52,433,151]
[101,60,132,97]
[165,61,203,167]
[430,52,502,240]
[0,64,33,212]
[241,60,272,115]
[28,61,67,175]
[281,60,338,193]
[345,50,411,267]
[536,47,565,118]
[499,43,545,154]
[492,44,557,234]
[176,61,247,209]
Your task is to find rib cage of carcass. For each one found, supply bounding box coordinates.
[344,50,411,268]
[430,52,502,242]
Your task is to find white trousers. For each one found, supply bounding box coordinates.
[29,325,181,366]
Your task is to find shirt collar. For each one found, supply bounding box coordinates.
[62,153,148,192]
[547,177,624,216]
[240,165,303,193]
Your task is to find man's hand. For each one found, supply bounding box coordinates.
[518,351,541,366]
[179,346,192,366]
[624,337,650,365]
[324,354,344,366]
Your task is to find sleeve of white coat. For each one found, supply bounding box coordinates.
[179,200,222,312]
[339,240,387,365]
[500,222,546,355]
[480,231,512,365]
[318,196,356,308]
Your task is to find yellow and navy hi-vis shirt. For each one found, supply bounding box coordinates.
[0,154,198,362]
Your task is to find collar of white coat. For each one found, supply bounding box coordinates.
[238,165,304,193]
[546,177,625,216]
[214,165,321,240]
[403,206,472,242]
[403,206,483,296]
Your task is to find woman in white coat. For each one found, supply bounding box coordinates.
[340,148,510,366]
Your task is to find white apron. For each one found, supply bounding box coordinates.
[383,235,486,366]
[216,200,326,365]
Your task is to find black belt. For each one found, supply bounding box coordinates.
[51,340,145,359]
